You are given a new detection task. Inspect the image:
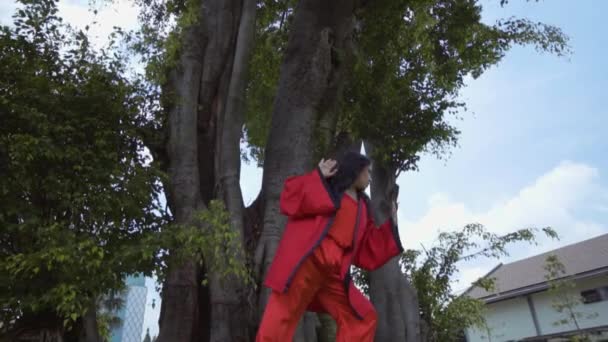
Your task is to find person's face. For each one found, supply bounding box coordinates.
[354,165,371,191]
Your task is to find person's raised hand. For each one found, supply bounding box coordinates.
[318,158,338,178]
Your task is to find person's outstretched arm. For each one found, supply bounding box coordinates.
[280,159,340,218]
[353,202,404,271]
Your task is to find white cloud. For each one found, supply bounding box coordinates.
[57,0,140,49]
[397,161,607,290]
[0,1,18,25]
[1,1,140,49]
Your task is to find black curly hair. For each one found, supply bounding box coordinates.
[327,151,371,197]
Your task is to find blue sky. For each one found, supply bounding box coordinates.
[392,0,608,290]
[2,0,607,338]
[402,0,607,212]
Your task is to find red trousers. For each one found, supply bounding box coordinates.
[256,237,377,341]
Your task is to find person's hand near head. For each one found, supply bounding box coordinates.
[318,158,338,178]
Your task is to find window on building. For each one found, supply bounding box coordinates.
[581,285,608,304]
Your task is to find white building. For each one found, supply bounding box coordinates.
[464,234,608,342]
[110,274,147,342]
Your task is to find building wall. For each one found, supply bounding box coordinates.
[531,275,608,335]
[110,274,148,342]
[466,296,537,342]
[466,275,608,342]
[120,284,147,342]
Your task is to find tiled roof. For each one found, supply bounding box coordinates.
[466,233,608,301]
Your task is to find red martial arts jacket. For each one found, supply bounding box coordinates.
[263,168,404,319]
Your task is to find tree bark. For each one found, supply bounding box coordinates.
[330,131,362,158]
[0,312,65,342]
[157,9,206,340]
[157,0,257,340]
[316,313,337,342]
[254,0,357,339]
[79,302,102,342]
[208,0,256,340]
[365,141,422,342]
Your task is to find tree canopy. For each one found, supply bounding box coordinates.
[244,0,569,171]
[0,0,164,331]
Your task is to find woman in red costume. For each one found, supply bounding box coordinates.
[256,152,403,341]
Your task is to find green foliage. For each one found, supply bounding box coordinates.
[345,0,570,172]
[196,201,252,285]
[569,336,592,342]
[131,0,202,86]
[544,254,597,338]
[237,0,570,170]
[117,0,205,169]
[351,266,370,296]
[500,0,540,6]
[96,289,125,341]
[242,0,294,165]
[97,310,119,341]
[406,224,557,341]
[0,2,250,334]
[352,224,558,341]
[154,200,254,287]
[154,0,201,83]
[0,0,165,332]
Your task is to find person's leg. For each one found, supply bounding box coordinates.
[315,276,377,342]
[256,253,324,341]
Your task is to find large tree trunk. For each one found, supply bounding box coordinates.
[158,0,256,341]
[208,0,256,340]
[254,0,357,339]
[78,302,102,342]
[329,131,362,158]
[0,312,65,342]
[157,11,206,340]
[316,314,336,342]
[365,141,422,342]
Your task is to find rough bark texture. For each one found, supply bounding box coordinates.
[330,131,362,158]
[293,315,319,342]
[253,1,357,339]
[208,0,256,340]
[78,302,101,342]
[0,312,65,342]
[316,314,337,342]
[157,13,206,341]
[365,141,422,342]
[158,0,255,341]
